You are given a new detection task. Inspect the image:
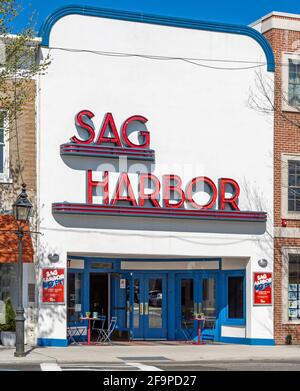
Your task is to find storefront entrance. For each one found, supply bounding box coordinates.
[90,273,108,326]
[67,258,247,343]
[175,272,218,341]
[131,273,167,339]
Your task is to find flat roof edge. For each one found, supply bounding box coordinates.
[250,11,300,28]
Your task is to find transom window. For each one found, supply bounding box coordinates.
[288,59,300,107]
[288,254,300,321]
[288,161,300,212]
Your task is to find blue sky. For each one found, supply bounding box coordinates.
[14,0,300,33]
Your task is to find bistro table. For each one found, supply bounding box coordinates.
[193,315,206,345]
[79,316,99,345]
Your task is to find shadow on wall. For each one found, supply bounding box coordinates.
[36,243,67,343]
[241,178,273,263]
[253,307,274,339]
[37,303,66,341]
[52,213,267,235]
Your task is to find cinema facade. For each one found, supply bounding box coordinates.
[34,6,275,346]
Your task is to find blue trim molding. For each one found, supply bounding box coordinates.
[37,338,69,347]
[220,337,275,346]
[39,5,275,72]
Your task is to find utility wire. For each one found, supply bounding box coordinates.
[47,45,299,70]
[181,58,264,70]
[48,46,267,70]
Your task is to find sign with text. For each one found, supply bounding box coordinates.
[42,268,65,304]
[253,272,272,306]
[54,110,268,223]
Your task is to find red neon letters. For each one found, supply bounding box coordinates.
[163,175,185,208]
[87,170,109,205]
[71,111,150,148]
[139,174,161,207]
[76,112,241,212]
[87,171,240,211]
[95,113,122,146]
[186,176,218,209]
[111,173,138,206]
[122,115,150,148]
[71,110,95,144]
[218,178,240,211]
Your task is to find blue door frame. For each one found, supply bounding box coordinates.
[132,273,167,339]
[175,271,220,341]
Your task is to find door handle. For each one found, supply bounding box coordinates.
[140,302,144,315]
[127,304,132,313]
[144,302,149,315]
[198,303,203,314]
[194,302,197,315]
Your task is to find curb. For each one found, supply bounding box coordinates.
[1,357,300,365]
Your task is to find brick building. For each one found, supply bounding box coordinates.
[252,12,300,344]
[0,78,36,343]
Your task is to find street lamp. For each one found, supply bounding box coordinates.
[12,183,32,357]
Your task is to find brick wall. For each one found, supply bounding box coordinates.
[0,80,36,209]
[264,20,300,344]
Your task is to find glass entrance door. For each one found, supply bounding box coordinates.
[201,276,217,340]
[132,274,167,339]
[110,273,132,339]
[175,273,218,341]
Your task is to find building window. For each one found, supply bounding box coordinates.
[288,254,300,321]
[288,59,300,107]
[0,264,17,311]
[282,53,300,112]
[67,271,83,322]
[288,161,300,212]
[227,276,244,319]
[281,154,300,219]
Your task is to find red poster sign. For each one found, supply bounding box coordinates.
[42,268,65,303]
[253,272,272,305]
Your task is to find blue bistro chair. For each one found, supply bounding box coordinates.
[100,316,118,344]
[67,314,87,345]
[91,315,107,342]
[181,316,195,342]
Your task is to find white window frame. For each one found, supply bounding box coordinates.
[281,153,300,219]
[0,109,10,183]
[282,247,300,324]
[282,52,300,113]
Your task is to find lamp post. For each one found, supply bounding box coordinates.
[12,183,33,357]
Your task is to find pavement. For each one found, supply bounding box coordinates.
[0,342,300,365]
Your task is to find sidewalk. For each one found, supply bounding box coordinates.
[0,343,300,365]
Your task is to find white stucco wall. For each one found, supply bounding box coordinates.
[36,12,274,343]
